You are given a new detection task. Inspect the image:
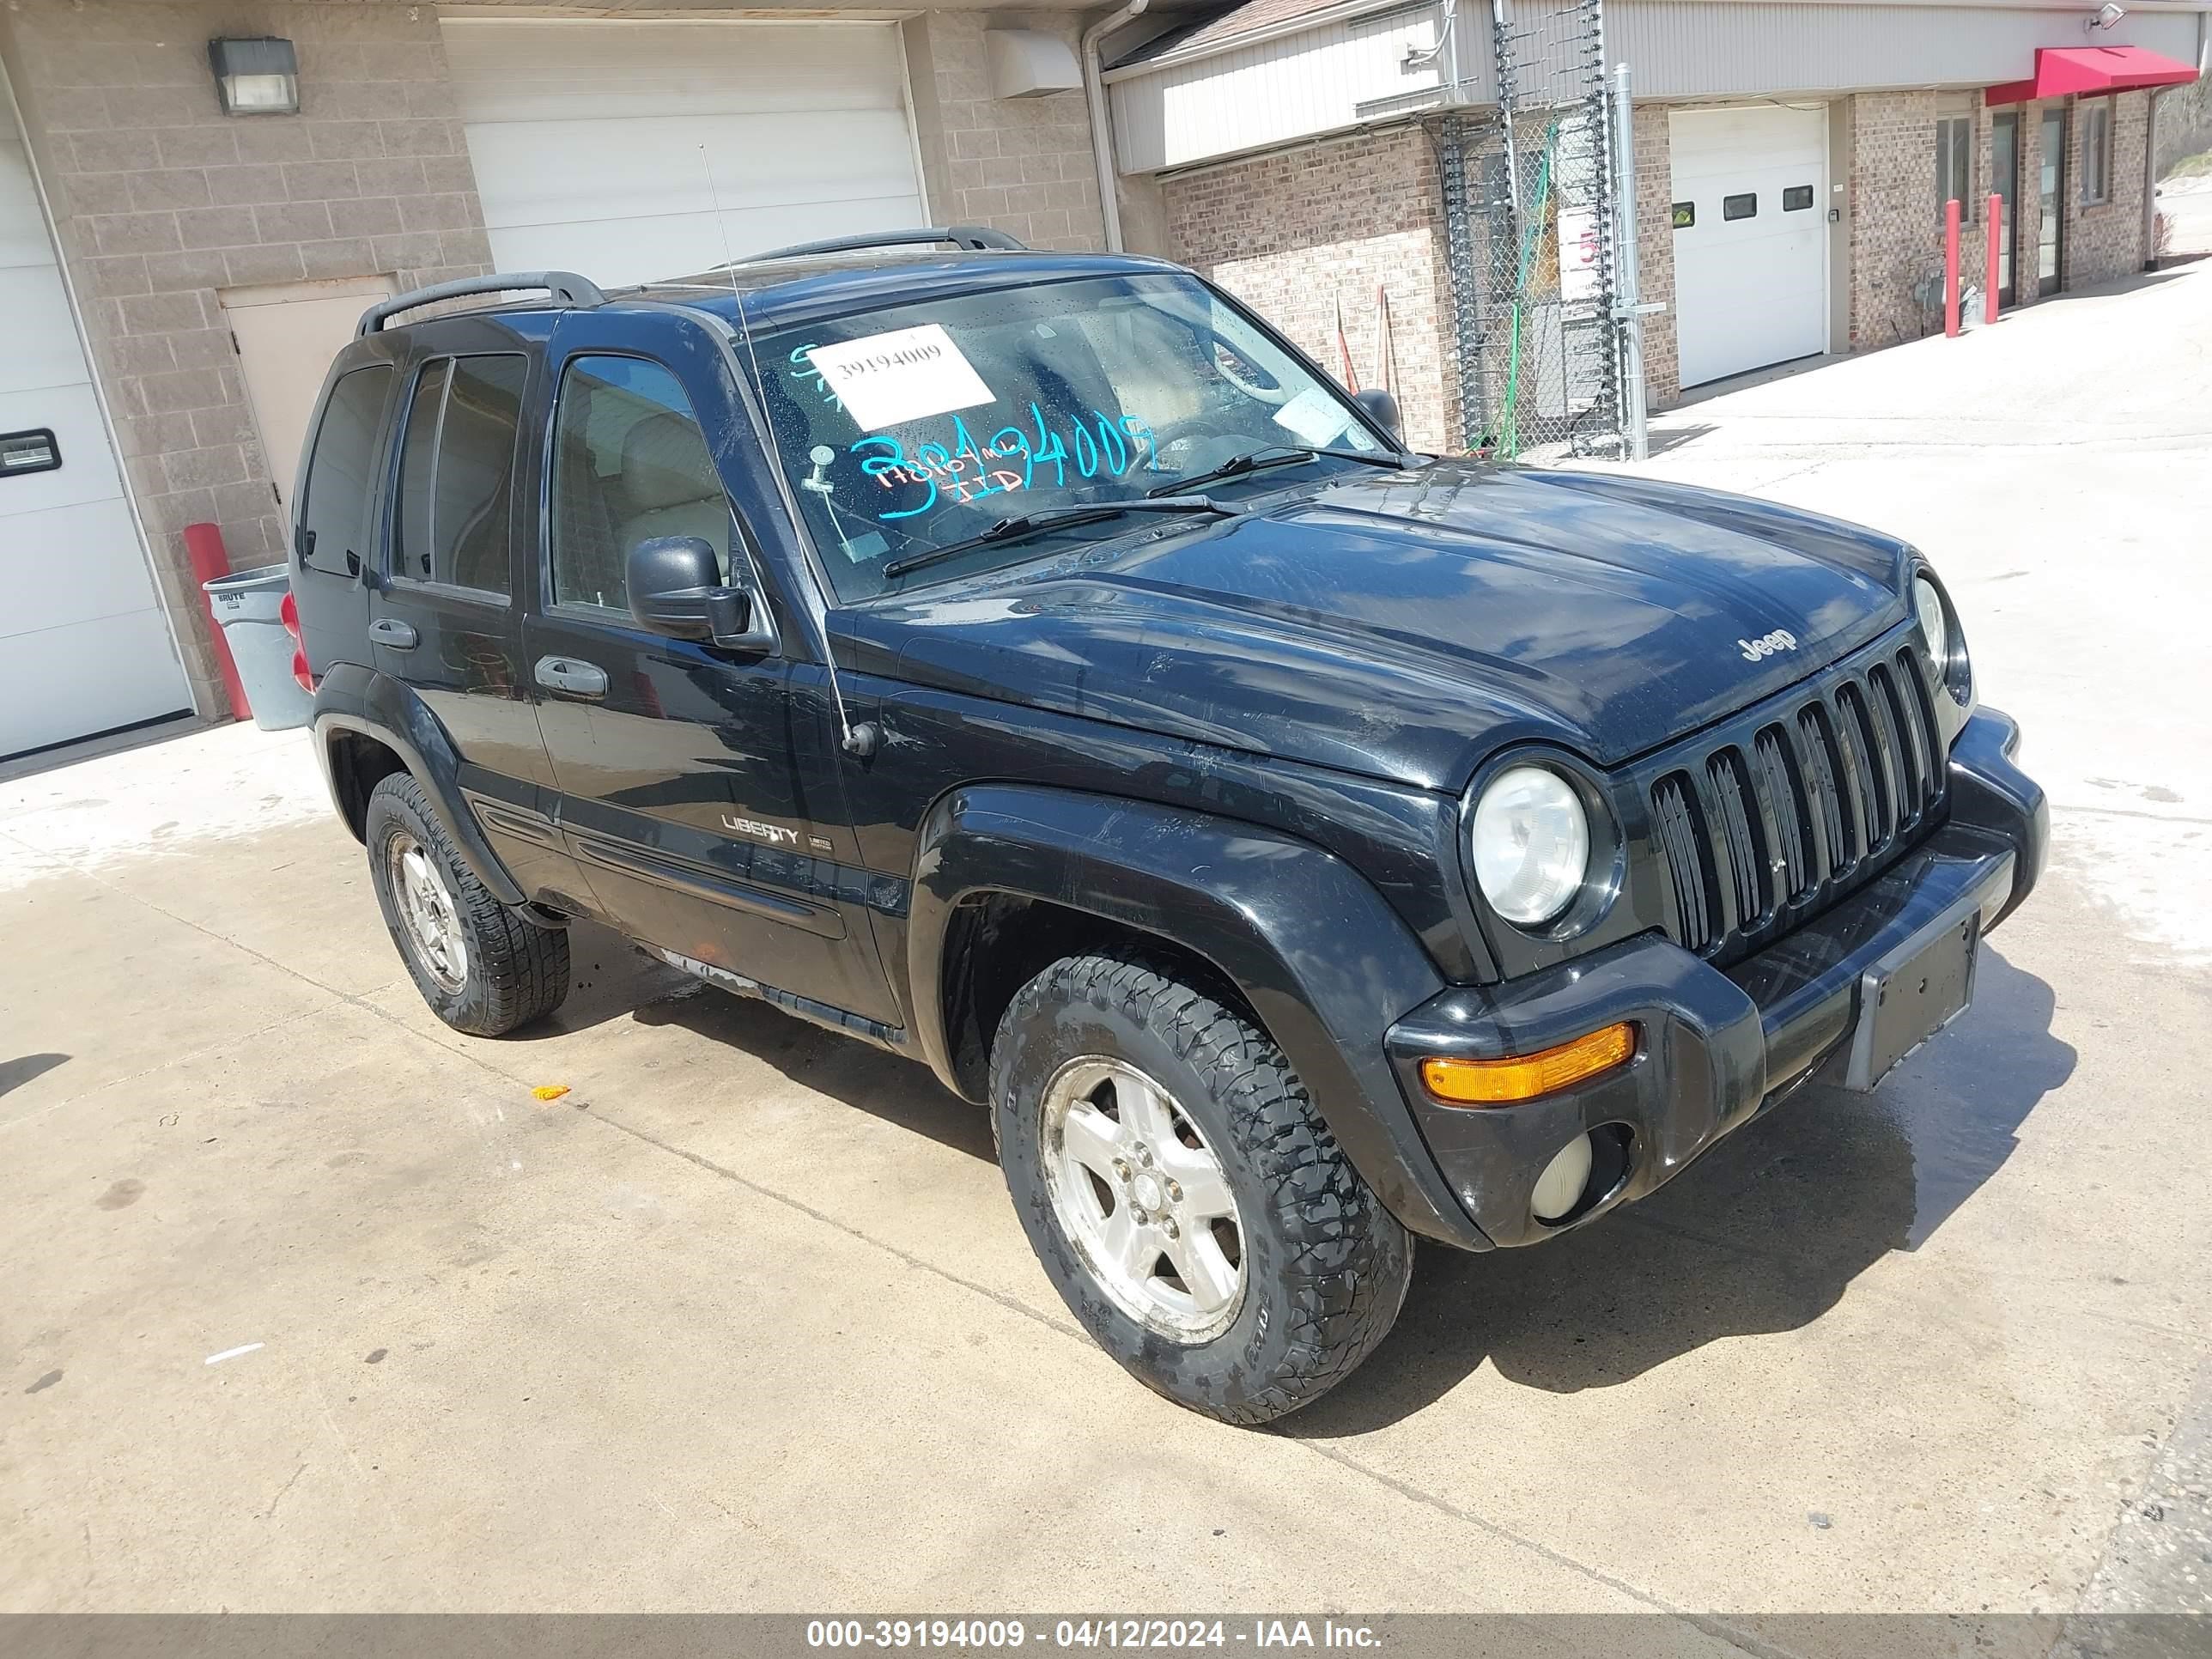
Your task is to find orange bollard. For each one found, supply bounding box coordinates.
[1944,198,1962,337]
[182,521,252,720]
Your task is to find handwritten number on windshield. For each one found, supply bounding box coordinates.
[857,409,1163,522]
[854,435,936,520]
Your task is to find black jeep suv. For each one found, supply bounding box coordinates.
[294,228,2045,1425]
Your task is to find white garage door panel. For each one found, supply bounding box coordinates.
[0,261,94,398]
[1670,106,1829,390]
[3,69,191,759]
[444,19,925,289]
[0,609,187,759]
[0,497,161,635]
[465,109,923,279]
[0,384,126,515]
[441,19,911,121]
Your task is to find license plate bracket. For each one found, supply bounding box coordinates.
[1839,900,1981,1091]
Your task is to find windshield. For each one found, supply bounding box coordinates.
[752,272,1388,600]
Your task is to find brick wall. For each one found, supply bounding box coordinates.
[903,12,1105,252]
[2063,91,2150,287]
[1164,127,1455,453]
[1848,90,1941,350]
[1632,102,1679,410]
[2,0,492,715]
[2014,100,2045,300]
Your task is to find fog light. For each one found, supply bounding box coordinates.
[1530,1133,1595,1222]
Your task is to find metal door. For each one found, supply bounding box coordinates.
[1992,112,2019,307]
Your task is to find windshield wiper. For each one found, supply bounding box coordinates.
[879,495,1240,581]
[1146,444,1405,498]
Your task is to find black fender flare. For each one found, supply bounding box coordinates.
[310,660,526,908]
[908,784,1487,1249]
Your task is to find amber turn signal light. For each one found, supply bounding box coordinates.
[1420,1022,1636,1106]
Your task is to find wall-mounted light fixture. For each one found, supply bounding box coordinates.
[207,37,299,115]
[2087,3,2127,30]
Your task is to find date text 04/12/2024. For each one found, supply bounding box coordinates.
[805,1620,1383,1650]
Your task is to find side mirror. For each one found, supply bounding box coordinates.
[626,536,775,653]
[1352,386,1402,441]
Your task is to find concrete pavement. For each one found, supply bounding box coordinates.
[4,261,2210,1627]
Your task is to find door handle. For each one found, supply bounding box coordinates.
[368,617,418,648]
[535,655,609,698]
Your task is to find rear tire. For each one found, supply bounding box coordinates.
[364,773,569,1036]
[991,953,1411,1425]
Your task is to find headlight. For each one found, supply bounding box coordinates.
[1913,572,1971,704]
[1913,577,1948,667]
[1471,765,1590,926]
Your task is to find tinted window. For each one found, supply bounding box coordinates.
[393,360,447,582]
[549,356,729,613]
[389,354,523,596]
[1723,192,1757,221]
[1672,201,1695,229]
[1783,185,1814,212]
[297,363,393,577]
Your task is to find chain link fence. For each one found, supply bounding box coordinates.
[1437,0,1626,461]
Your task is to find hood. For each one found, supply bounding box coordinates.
[850,459,1913,791]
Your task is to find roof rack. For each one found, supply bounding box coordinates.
[738,225,1026,266]
[356,270,606,338]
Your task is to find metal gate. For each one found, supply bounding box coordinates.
[1437,0,1628,460]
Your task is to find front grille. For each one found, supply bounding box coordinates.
[1648,645,1947,963]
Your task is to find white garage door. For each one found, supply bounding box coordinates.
[2,75,190,761]
[1669,105,1830,389]
[441,19,928,289]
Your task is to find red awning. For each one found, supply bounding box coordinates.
[1986,46,2199,106]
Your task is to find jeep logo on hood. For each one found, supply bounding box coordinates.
[1738,629,1799,663]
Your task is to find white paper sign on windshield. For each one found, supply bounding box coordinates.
[805,325,993,430]
[1272,386,1352,447]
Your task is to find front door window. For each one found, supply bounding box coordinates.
[548,355,732,615]
[2039,107,2067,297]
[1992,112,2019,306]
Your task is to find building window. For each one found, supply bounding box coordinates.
[1723,192,1756,221]
[2081,97,2112,204]
[1936,113,1973,217]
[1672,201,1695,229]
[1783,185,1814,212]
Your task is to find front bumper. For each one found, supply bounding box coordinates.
[1387,708,2047,1249]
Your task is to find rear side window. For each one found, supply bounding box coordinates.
[296,363,393,578]
[389,353,526,597]
[548,355,730,613]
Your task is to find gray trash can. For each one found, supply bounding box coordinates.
[204,563,313,732]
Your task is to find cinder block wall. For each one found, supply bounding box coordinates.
[1849,89,1942,350]
[1163,127,1456,454]
[2064,90,2151,286]
[1631,102,1679,410]
[902,13,1106,252]
[1,0,494,716]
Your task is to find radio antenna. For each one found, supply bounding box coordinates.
[699,146,879,758]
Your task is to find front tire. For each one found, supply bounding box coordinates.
[364,774,569,1036]
[991,954,1412,1425]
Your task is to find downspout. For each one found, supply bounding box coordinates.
[2145,13,2212,268]
[1083,0,1149,251]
